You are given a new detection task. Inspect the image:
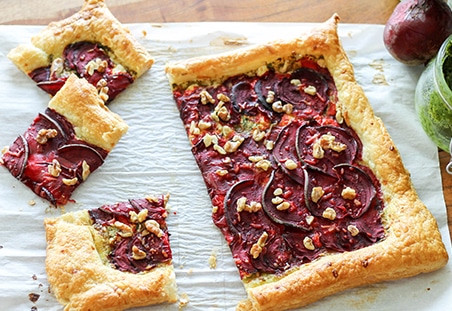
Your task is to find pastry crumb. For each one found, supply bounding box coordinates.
[28,200,36,206]
[208,251,217,269]
[178,292,190,309]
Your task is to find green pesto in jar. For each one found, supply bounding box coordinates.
[416,36,452,152]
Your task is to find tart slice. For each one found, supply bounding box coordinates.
[1,74,128,206]
[44,195,177,310]
[165,14,449,310]
[8,0,153,103]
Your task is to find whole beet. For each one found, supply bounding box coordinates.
[383,0,452,66]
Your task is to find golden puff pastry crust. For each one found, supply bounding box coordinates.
[44,196,177,311]
[48,74,128,151]
[166,14,449,311]
[8,0,153,78]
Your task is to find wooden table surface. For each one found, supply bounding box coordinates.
[1,0,451,239]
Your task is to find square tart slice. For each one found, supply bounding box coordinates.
[44,194,177,310]
[165,14,449,311]
[7,0,153,103]
[1,74,128,206]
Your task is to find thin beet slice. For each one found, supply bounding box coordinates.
[272,120,306,184]
[275,67,329,113]
[254,70,279,111]
[64,41,111,77]
[333,164,377,218]
[296,124,358,174]
[57,144,106,172]
[305,164,376,219]
[3,135,29,179]
[262,166,312,230]
[224,179,274,235]
[230,81,258,115]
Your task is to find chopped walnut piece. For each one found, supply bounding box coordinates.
[250,231,268,259]
[217,106,231,122]
[303,85,317,95]
[222,125,233,137]
[47,159,62,177]
[62,177,78,186]
[271,196,284,205]
[266,90,276,104]
[86,58,108,75]
[252,128,266,142]
[144,219,164,237]
[36,129,58,144]
[114,221,133,237]
[50,58,64,76]
[311,186,324,203]
[303,236,315,250]
[290,79,301,86]
[342,186,357,200]
[130,209,149,223]
[203,133,218,147]
[216,169,228,176]
[347,224,360,236]
[198,120,211,130]
[276,201,291,211]
[319,133,346,152]
[224,135,244,153]
[273,188,283,196]
[82,160,91,181]
[312,140,325,159]
[213,144,227,155]
[284,159,297,170]
[200,90,215,105]
[189,120,200,135]
[255,159,272,171]
[282,103,293,114]
[217,93,230,103]
[272,101,284,113]
[132,245,147,260]
[236,197,262,213]
[322,207,337,220]
[306,215,314,225]
[264,140,275,150]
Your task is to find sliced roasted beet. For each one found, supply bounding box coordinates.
[224,179,274,235]
[275,67,330,114]
[104,73,134,102]
[36,79,67,96]
[230,81,258,114]
[262,166,312,230]
[296,124,358,174]
[305,164,376,219]
[57,144,106,172]
[64,41,111,77]
[333,164,377,218]
[2,135,29,179]
[272,120,306,184]
[29,67,50,83]
[304,168,340,217]
[39,112,68,141]
[254,70,278,110]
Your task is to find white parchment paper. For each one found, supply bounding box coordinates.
[0,22,451,311]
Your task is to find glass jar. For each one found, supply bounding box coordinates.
[415,35,452,154]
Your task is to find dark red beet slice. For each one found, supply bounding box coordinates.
[272,120,306,184]
[254,70,278,111]
[275,67,329,113]
[36,79,67,96]
[230,81,258,115]
[3,135,29,179]
[296,124,358,174]
[333,164,377,218]
[305,164,376,219]
[224,180,273,235]
[104,73,134,101]
[57,144,106,174]
[64,41,111,77]
[262,166,312,230]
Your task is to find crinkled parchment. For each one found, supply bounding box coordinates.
[0,23,450,311]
